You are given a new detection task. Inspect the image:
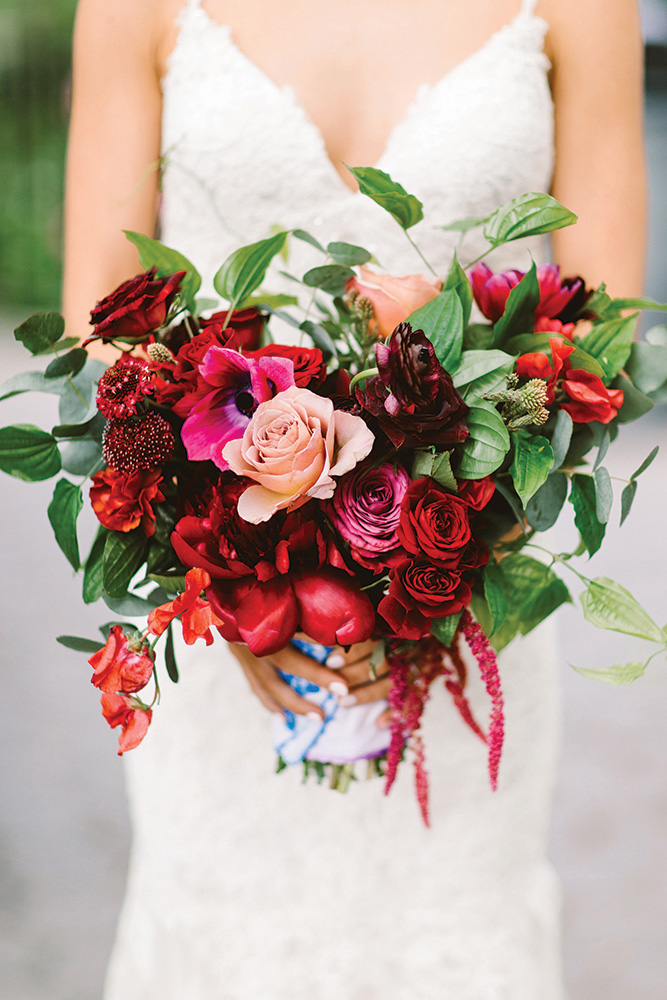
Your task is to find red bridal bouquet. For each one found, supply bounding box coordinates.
[2,168,666,823]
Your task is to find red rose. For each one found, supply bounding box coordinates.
[247,345,326,387]
[100,692,152,754]
[379,559,472,640]
[89,625,154,695]
[86,267,185,344]
[398,479,473,565]
[200,307,265,351]
[456,477,495,511]
[89,468,165,536]
[561,370,624,424]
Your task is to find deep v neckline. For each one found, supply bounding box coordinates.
[169,5,548,196]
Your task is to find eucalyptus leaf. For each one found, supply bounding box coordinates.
[0,370,68,402]
[302,264,355,295]
[346,166,424,229]
[242,293,299,310]
[124,231,201,309]
[58,360,107,425]
[456,404,510,480]
[407,290,463,372]
[625,341,667,395]
[580,577,664,643]
[550,410,573,469]
[292,229,326,253]
[571,661,648,685]
[299,320,338,358]
[646,326,667,347]
[14,312,65,355]
[214,232,288,304]
[60,438,104,477]
[631,445,659,481]
[483,193,577,246]
[103,591,157,616]
[45,349,88,380]
[593,466,613,523]
[0,424,62,481]
[47,479,83,571]
[593,429,610,471]
[620,480,638,526]
[615,373,654,422]
[56,635,103,654]
[569,474,606,556]
[510,430,554,507]
[327,241,372,266]
[525,472,568,531]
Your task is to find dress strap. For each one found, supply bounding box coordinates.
[519,0,538,15]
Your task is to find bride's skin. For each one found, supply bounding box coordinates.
[64,0,646,718]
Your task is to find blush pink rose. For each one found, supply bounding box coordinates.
[346,266,442,339]
[222,386,374,524]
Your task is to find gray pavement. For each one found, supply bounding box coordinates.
[1,89,666,1000]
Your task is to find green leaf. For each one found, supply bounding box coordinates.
[35,337,81,357]
[494,478,528,532]
[567,347,607,379]
[44,349,88,380]
[431,611,462,647]
[569,474,606,556]
[327,241,372,266]
[444,253,473,327]
[0,370,69,402]
[580,577,665,643]
[103,530,148,599]
[14,312,65,355]
[56,635,103,654]
[0,424,62,481]
[631,445,659,481]
[456,404,510,480]
[579,315,637,380]
[103,591,156,616]
[58,360,108,425]
[510,430,554,507]
[292,229,326,253]
[299,320,338,359]
[615,373,654,422]
[593,429,610,471]
[346,166,424,229]
[60,438,104,477]
[165,624,179,683]
[47,479,83,571]
[451,349,514,391]
[438,214,490,235]
[407,290,463,372]
[605,296,667,313]
[124,231,201,310]
[492,263,540,345]
[499,553,571,637]
[412,448,458,491]
[148,573,187,594]
[214,232,287,305]
[571,661,648,685]
[462,323,494,351]
[525,472,568,531]
[593,466,613,523]
[646,325,667,347]
[302,264,355,295]
[624,341,667,395]
[83,530,107,604]
[240,293,299,310]
[483,560,509,636]
[483,193,577,246]
[620,480,638,526]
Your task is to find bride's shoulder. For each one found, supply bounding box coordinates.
[539,0,643,70]
[73,0,186,75]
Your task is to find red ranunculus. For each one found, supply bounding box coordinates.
[247,345,326,387]
[89,625,154,694]
[148,568,225,645]
[327,460,410,570]
[100,692,152,754]
[398,479,473,566]
[85,267,185,344]
[89,468,165,535]
[560,370,624,424]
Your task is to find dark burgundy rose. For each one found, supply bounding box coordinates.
[378,558,472,640]
[247,345,326,387]
[398,478,473,566]
[200,307,265,351]
[86,267,185,344]
[328,460,410,570]
[357,322,469,449]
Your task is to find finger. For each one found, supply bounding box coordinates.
[237,657,283,714]
[229,643,325,718]
[269,645,349,696]
[338,656,389,688]
[323,638,377,669]
[376,707,392,730]
[339,673,392,707]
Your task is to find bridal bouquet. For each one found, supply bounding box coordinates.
[2,168,666,823]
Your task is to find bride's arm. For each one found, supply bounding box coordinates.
[545,0,647,295]
[63,0,163,348]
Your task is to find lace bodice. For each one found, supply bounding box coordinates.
[104,3,568,998]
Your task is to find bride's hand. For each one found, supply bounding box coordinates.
[228,638,391,720]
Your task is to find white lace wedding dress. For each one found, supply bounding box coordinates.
[104,1,567,997]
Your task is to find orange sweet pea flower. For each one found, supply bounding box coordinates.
[100,692,152,754]
[148,568,224,645]
[89,625,154,694]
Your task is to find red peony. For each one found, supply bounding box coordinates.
[89,625,154,694]
[86,267,185,344]
[89,467,165,535]
[148,568,225,646]
[100,692,152,754]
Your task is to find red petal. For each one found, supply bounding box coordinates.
[292,568,375,645]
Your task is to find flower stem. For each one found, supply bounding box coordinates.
[404,230,439,277]
[348,367,379,394]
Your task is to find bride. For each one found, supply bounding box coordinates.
[63,1,646,997]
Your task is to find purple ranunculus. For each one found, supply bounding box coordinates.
[328,460,411,570]
[468,263,523,322]
[181,347,295,470]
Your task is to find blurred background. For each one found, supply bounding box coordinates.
[0,1,666,998]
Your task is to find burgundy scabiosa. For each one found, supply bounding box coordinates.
[103,410,175,472]
[96,354,154,418]
[180,347,296,471]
